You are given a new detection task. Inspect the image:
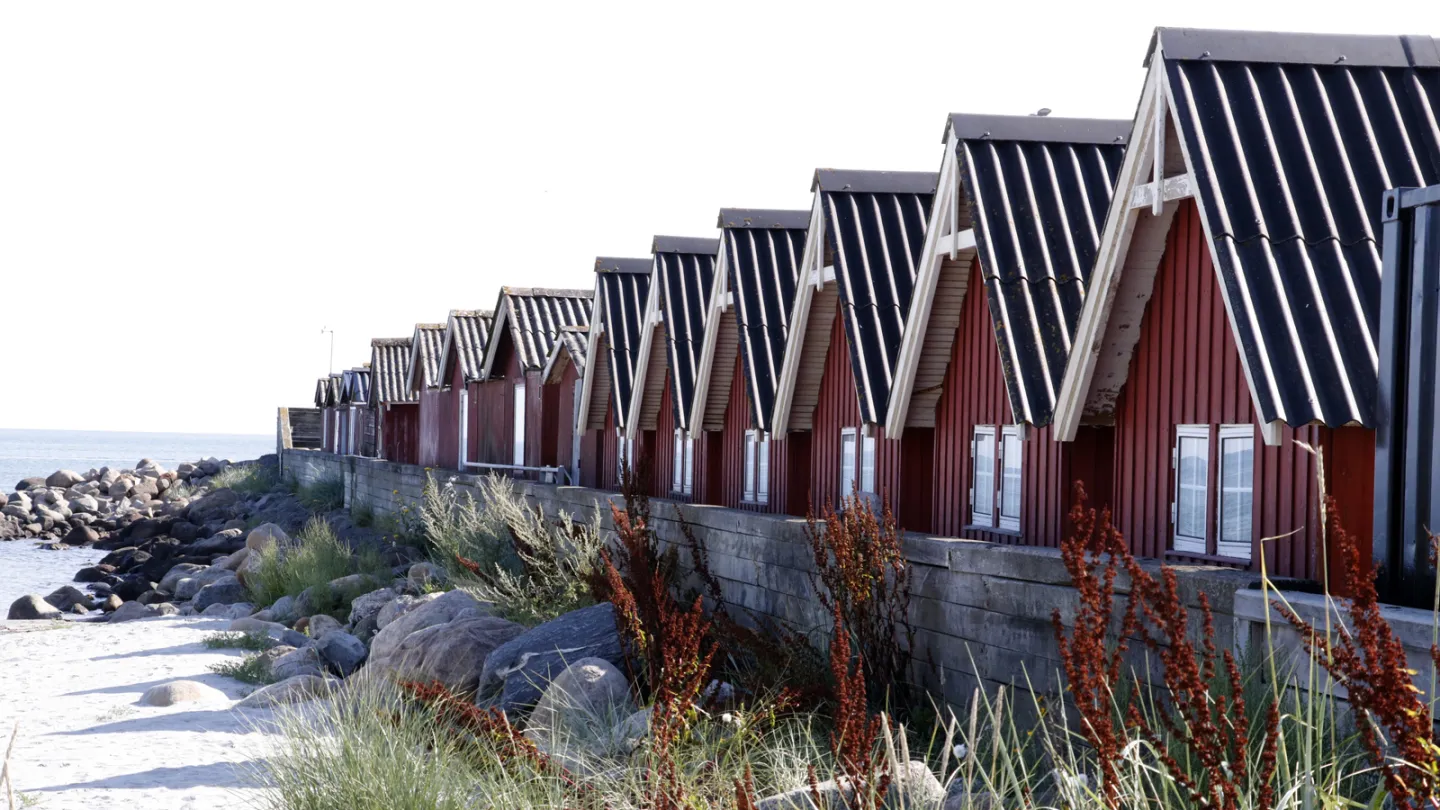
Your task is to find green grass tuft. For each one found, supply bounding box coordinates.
[244,516,389,612]
[297,477,345,512]
[209,653,275,685]
[350,500,375,528]
[203,630,278,651]
[210,463,279,496]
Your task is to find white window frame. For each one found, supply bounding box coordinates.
[743,430,770,505]
[671,429,693,496]
[970,426,996,526]
[1171,424,1211,555]
[839,428,858,501]
[860,433,876,496]
[1216,424,1255,560]
[513,382,526,467]
[458,388,470,469]
[998,425,1023,531]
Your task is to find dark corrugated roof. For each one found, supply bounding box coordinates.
[407,323,447,391]
[654,239,720,432]
[1157,26,1440,427]
[724,211,809,432]
[370,337,416,404]
[957,114,1129,426]
[822,170,938,423]
[488,288,593,373]
[324,374,344,407]
[340,367,371,404]
[313,378,329,408]
[439,310,494,384]
[596,263,651,427]
[717,208,811,230]
[595,256,652,274]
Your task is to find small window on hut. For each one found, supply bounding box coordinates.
[1217,425,1254,560]
[743,430,770,505]
[671,430,693,496]
[999,426,1023,531]
[970,426,996,526]
[513,382,526,467]
[839,428,858,501]
[1171,425,1211,556]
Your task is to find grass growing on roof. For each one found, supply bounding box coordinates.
[244,517,389,612]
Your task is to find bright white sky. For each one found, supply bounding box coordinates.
[0,1,1432,435]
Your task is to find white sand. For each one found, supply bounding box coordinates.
[0,614,279,809]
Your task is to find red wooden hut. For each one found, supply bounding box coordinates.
[542,326,592,486]
[628,236,721,502]
[771,169,938,532]
[437,309,494,471]
[370,337,420,465]
[405,322,451,469]
[1055,27,1440,583]
[688,209,811,513]
[576,258,653,489]
[473,288,593,479]
[885,114,1129,544]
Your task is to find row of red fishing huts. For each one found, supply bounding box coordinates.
[306,26,1440,589]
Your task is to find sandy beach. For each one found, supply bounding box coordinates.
[0,614,275,809]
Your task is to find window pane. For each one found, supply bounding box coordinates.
[743,433,756,500]
[673,433,684,492]
[861,435,876,494]
[1001,429,1022,523]
[1176,435,1208,541]
[972,428,995,522]
[1219,435,1253,553]
[513,384,526,467]
[840,432,857,496]
[758,435,770,504]
[683,437,694,495]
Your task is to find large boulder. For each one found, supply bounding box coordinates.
[62,524,100,545]
[188,488,239,521]
[347,587,398,626]
[192,576,248,612]
[270,646,325,681]
[141,680,228,707]
[377,593,437,630]
[476,603,626,714]
[108,601,159,623]
[215,547,250,572]
[67,494,101,515]
[369,613,524,693]
[368,590,487,666]
[159,563,208,594]
[173,567,234,600]
[524,658,636,756]
[44,586,93,612]
[188,529,245,555]
[236,674,337,710]
[46,470,85,488]
[315,630,368,676]
[228,617,309,648]
[305,613,343,639]
[245,522,291,552]
[8,594,62,621]
[16,476,46,491]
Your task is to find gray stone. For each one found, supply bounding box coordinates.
[369,590,486,666]
[246,522,291,552]
[406,561,447,591]
[271,646,325,680]
[188,529,244,554]
[216,547,250,572]
[347,587,398,626]
[8,594,62,621]
[15,477,46,492]
[316,631,368,676]
[44,586,93,612]
[236,674,336,709]
[306,613,343,639]
[370,614,524,693]
[269,595,297,623]
[62,524,100,545]
[67,495,100,515]
[525,658,636,756]
[188,487,239,520]
[108,601,158,623]
[227,602,256,618]
[159,563,208,594]
[174,567,234,600]
[192,576,247,612]
[376,592,436,629]
[153,602,180,617]
[476,602,626,713]
[46,470,85,488]
[107,477,134,499]
[140,680,228,706]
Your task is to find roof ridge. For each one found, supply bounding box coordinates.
[1152,27,1440,68]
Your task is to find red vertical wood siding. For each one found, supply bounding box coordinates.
[1110,201,1358,581]
[380,403,420,465]
[321,409,333,453]
[929,258,1105,546]
[473,347,522,468]
[652,376,710,502]
[417,364,462,470]
[806,299,933,532]
[554,362,593,485]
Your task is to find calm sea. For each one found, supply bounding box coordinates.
[0,428,275,491]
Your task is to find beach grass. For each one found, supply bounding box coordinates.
[209,654,275,686]
[296,478,344,513]
[244,517,389,612]
[210,463,278,496]
[202,630,277,651]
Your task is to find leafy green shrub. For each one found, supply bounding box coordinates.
[203,630,277,651]
[210,654,274,685]
[210,463,278,496]
[422,474,603,625]
[297,477,345,512]
[245,517,389,610]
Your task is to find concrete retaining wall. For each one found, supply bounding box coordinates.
[279,449,1304,709]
